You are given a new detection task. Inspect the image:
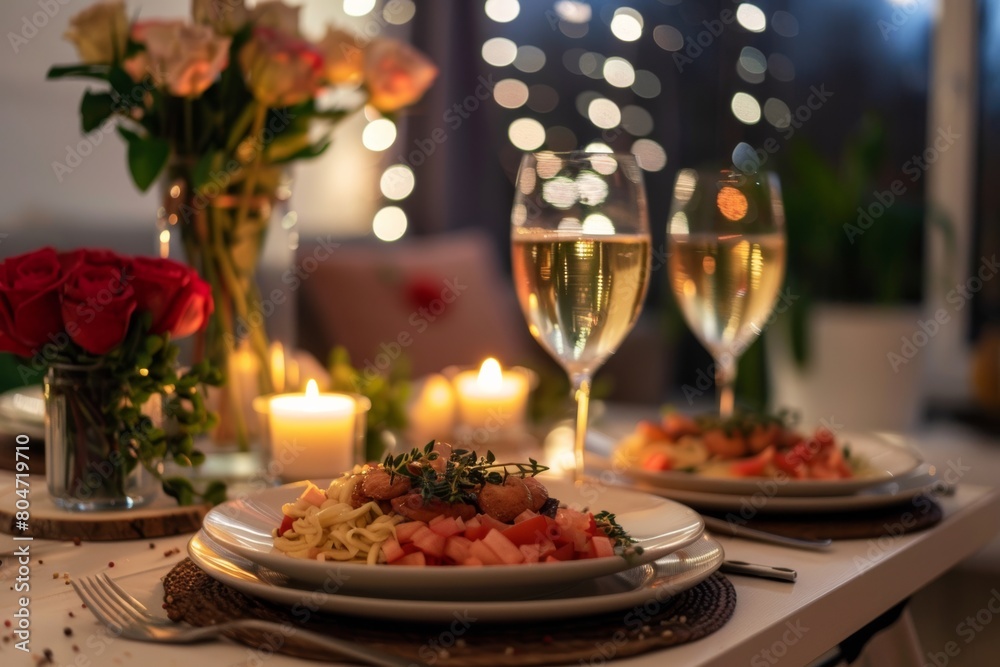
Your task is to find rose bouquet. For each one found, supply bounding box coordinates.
[48,0,437,448]
[0,247,224,509]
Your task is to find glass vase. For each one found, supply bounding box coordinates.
[158,160,293,450]
[44,363,160,511]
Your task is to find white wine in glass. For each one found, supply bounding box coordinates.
[512,152,651,482]
[667,169,786,417]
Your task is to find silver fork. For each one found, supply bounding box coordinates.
[72,574,421,667]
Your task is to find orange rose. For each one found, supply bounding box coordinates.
[249,0,301,36]
[317,27,364,86]
[240,27,324,107]
[364,38,437,112]
[132,20,230,97]
[192,0,249,34]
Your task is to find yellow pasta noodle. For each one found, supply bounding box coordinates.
[272,472,404,564]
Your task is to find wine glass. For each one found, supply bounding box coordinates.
[511,152,652,482]
[666,167,786,417]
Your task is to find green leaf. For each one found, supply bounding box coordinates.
[202,481,228,506]
[162,477,195,505]
[47,64,111,80]
[108,66,138,101]
[118,126,170,191]
[80,91,116,133]
[268,136,333,165]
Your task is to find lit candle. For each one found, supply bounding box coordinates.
[229,343,261,438]
[268,380,360,482]
[407,374,456,444]
[269,341,286,394]
[453,358,530,433]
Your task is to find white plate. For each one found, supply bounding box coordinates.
[202,477,705,600]
[188,530,724,622]
[595,431,923,497]
[620,466,946,514]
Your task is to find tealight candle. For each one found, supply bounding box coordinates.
[268,380,361,482]
[453,358,530,433]
[407,374,457,444]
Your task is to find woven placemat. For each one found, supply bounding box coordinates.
[163,558,736,665]
[705,497,943,541]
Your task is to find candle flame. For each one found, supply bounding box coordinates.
[477,358,503,390]
[305,379,319,398]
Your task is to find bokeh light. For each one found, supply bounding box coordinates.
[768,53,796,81]
[736,3,767,32]
[576,171,609,205]
[373,206,407,241]
[482,37,517,67]
[380,164,415,200]
[763,98,792,128]
[603,57,636,88]
[527,84,559,113]
[653,24,683,51]
[361,118,396,151]
[582,213,616,235]
[587,98,621,129]
[514,45,546,73]
[631,138,667,171]
[772,10,799,37]
[631,70,661,98]
[731,92,762,124]
[546,126,577,151]
[622,105,654,136]
[384,0,416,24]
[343,0,375,17]
[494,79,529,109]
[610,7,643,42]
[485,0,520,23]
[508,118,546,150]
[555,0,591,23]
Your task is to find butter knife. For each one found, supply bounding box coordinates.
[701,515,833,551]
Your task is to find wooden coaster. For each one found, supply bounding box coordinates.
[0,484,206,541]
[705,497,943,541]
[163,558,737,666]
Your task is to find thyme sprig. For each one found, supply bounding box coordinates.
[691,408,799,437]
[593,510,640,551]
[382,442,549,504]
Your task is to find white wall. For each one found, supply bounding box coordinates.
[0,0,380,253]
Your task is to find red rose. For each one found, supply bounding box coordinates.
[129,257,213,339]
[61,265,137,355]
[0,247,80,352]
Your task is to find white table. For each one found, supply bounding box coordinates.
[2,464,999,666]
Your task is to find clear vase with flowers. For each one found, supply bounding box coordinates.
[47,0,437,449]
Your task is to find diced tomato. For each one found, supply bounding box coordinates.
[548,543,576,561]
[501,515,548,547]
[773,451,806,478]
[536,537,558,559]
[514,510,539,523]
[519,544,542,563]
[482,530,525,564]
[468,539,504,565]
[464,523,491,541]
[814,428,835,448]
[391,552,426,566]
[411,526,447,558]
[381,538,405,563]
[429,516,464,538]
[299,482,327,508]
[591,535,616,558]
[444,536,473,563]
[478,514,510,534]
[395,521,426,543]
[277,515,295,536]
[429,514,446,526]
[730,445,775,477]
[642,452,672,471]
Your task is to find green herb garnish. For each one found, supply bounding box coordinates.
[382,442,549,504]
[594,510,642,553]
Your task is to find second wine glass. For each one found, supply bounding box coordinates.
[667,167,786,417]
[511,152,651,482]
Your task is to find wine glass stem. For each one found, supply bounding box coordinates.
[570,373,592,485]
[715,357,737,418]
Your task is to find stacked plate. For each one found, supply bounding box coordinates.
[193,478,724,622]
[589,431,939,514]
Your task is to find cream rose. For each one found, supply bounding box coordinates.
[249,0,301,36]
[364,38,438,112]
[317,27,364,86]
[192,0,249,34]
[132,21,231,98]
[63,1,128,65]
